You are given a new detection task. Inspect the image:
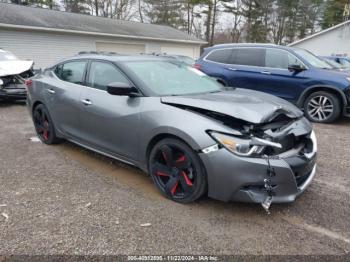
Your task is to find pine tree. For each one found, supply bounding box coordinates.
[322,0,349,28]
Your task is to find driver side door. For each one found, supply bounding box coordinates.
[78,60,142,161]
[257,48,307,102]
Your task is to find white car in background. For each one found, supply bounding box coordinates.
[0,49,34,100]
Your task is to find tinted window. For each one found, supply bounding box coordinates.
[206,49,232,63]
[56,61,87,84]
[54,64,63,77]
[230,48,265,67]
[288,53,304,68]
[265,49,289,69]
[88,61,130,91]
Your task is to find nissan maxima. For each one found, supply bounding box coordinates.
[26,53,317,211]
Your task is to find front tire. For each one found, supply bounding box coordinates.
[304,91,341,123]
[33,104,61,144]
[148,138,207,203]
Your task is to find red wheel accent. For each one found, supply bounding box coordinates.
[157,172,169,177]
[181,171,193,186]
[43,121,49,141]
[171,182,179,195]
[176,155,186,163]
[43,130,48,140]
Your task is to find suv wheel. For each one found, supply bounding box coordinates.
[304,91,341,123]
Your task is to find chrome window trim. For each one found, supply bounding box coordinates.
[203,46,309,71]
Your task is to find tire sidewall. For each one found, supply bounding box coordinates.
[304,91,341,123]
[148,138,207,203]
[33,104,59,144]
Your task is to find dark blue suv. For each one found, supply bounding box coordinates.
[196,44,350,123]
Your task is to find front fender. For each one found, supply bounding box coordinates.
[137,101,235,169]
[297,85,348,107]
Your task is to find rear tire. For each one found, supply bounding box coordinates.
[148,138,207,203]
[304,91,341,123]
[33,104,61,144]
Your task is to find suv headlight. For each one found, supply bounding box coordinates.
[210,132,264,157]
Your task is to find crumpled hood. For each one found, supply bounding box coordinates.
[0,60,34,77]
[161,88,303,124]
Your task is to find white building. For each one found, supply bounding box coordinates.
[289,20,350,56]
[0,3,205,68]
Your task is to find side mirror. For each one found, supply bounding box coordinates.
[107,82,139,97]
[288,64,306,72]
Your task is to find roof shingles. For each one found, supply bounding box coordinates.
[0,3,205,44]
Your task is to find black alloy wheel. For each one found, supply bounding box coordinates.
[149,138,207,203]
[33,104,60,144]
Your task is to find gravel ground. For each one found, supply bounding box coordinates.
[0,102,350,256]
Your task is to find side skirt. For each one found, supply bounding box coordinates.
[65,137,140,168]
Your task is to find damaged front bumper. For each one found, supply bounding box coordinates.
[199,118,317,204]
[0,74,27,100]
[0,84,27,100]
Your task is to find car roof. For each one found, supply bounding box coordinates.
[205,43,296,52]
[61,53,172,63]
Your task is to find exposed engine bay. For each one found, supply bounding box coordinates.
[164,103,313,159]
[0,49,34,100]
[163,98,316,213]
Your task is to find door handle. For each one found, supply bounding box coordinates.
[227,67,237,71]
[261,71,271,75]
[81,99,92,106]
[46,88,55,94]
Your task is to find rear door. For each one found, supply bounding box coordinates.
[78,60,141,159]
[200,48,233,83]
[224,47,266,89]
[45,60,87,138]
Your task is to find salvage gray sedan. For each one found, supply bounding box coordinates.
[26,54,317,211]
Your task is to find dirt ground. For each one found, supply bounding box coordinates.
[0,102,349,256]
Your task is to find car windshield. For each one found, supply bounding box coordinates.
[322,58,344,69]
[0,50,19,61]
[294,49,332,69]
[124,61,223,96]
[341,58,350,69]
[177,56,195,65]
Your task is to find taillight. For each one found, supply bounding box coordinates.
[194,64,201,70]
[24,79,32,89]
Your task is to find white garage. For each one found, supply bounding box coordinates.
[0,3,205,69]
[289,20,350,56]
[95,42,146,54]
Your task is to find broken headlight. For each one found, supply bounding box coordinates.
[209,132,264,157]
[209,131,283,157]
